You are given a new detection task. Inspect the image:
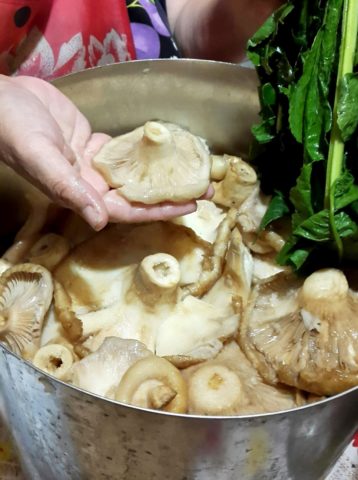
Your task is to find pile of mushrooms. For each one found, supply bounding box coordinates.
[0,120,356,416]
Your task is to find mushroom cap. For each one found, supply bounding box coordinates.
[54,222,211,312]
[93,121,211,204]
[155,295,238,360]
[183,341,305,415]
[252,254,290,285]
[0,263,53,356]
[72,337,152,398]
[239,269,358,396]
[171,200,226,244]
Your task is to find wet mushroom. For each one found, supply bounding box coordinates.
[32,343,73,381]
[54,222,211,312]
[155,295,238,364]
[203,228,253,315]
[0,264,53,357]
[72,337,152,398]
[183,209,237,298]
[213,156,258,208]
[132,253,181,307]
[210,155,229,181]
[171,200,226,244]
[2,188,51,264]
[93,121,211,204]
[116,355,188,413]
[26,233,70,271]
[239,269,358,396]
[183,342,306,415]
[236,186,285,254]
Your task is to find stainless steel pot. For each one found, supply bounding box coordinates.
[0,60,357,480]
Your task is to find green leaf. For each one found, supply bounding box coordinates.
[294,210,331,241]
[337,73,358,141]
[289,0,343,161]
[334,171,358,209]
[260,192,290,229]
[276,237,311,270]
[251,83,278,143]
[289,164,313,229]
[247,3,294,51]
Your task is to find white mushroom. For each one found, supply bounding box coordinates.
[183,209,237,298]
[183,342,306,415]
[213,156,258,208]
[32,343,73,381]
[93,121,211,204]
[239,269,358,396]
[54,222,210,312]
[0,264,53,357]
[116,355,188,413]
[2,188,51,264]
[171,200,226,244]
[252,254,290,285]
[236,186,285,254]
[72,337,152,398]
[132,253,181,307]
[26,233,70,271]
[56,253,182,351]
[155,295,238,362]
[186,363,243,415]
[210,155,229,181]
[203,228,253,314]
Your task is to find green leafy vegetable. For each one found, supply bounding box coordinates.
[248,0,358,272]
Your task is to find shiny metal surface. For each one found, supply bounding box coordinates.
[0,60,357,480]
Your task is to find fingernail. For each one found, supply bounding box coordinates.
[82,205,105,231]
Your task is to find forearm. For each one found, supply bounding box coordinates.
[168,0,282,62]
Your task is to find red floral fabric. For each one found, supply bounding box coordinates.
[0,0,136,79]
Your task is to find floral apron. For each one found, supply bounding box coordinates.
[0,0,179,79]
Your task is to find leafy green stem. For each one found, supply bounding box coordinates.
[324,0,358,257]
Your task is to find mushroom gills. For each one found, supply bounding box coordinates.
[0,264,53,356]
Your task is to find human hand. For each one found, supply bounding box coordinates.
[0,75,200,230]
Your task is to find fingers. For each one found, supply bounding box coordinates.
[104,190,197,223]
[79,133,112,195]
[201,184,214,199]
[16,138,109,231]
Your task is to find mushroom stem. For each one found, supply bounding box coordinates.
[134,253,181,306]
[53,282,83,341]
[187,364,242,415]
[148,385,177,409]
[143,122,172,146]
[210,155,229,181]
[32,344,73,381]
[301,269,348,304]
[183,209,237,297]
[26,234,70,271]
[2,237,39,264]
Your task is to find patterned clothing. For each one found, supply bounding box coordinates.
[0,0,178,80]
